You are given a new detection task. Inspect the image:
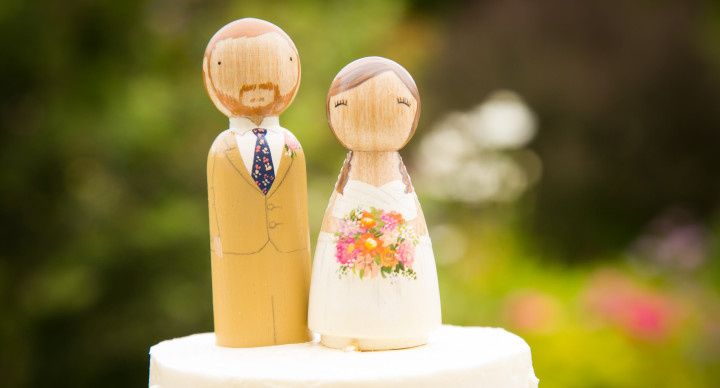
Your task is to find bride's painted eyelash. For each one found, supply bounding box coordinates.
[397,97,411,107]
[334,99,348,107]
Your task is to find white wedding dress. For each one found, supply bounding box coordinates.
[308,179,441,350]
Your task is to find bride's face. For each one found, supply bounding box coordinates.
[329,71,418,151]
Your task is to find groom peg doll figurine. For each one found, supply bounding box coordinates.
[202,18,311,347]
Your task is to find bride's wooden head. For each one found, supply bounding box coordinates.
[203,18,301,123]
[327,57,420,152]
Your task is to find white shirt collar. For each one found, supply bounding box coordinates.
[229,116,281,134]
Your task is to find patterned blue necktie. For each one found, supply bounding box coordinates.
[251,128,275,194]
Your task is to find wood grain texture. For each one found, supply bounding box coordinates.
[328,69,418,152]
[203,19,310,347]
[203,18,300,124]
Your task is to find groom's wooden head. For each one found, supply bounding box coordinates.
[203,18,301,123]
[327,57,420,152]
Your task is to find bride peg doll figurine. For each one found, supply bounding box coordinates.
[308,57,441,351]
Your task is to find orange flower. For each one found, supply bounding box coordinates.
[364,236,378,250]
[360,216,376,229]
[381,250,398,267]
[388,211,404,222]
[358,233,383,254]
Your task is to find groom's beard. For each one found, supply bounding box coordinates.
[239,82,282,111]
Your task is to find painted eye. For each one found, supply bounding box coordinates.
[334,99,348,108]
[289,57,293,61]
[217,61,222,65]
[397,97,411,107]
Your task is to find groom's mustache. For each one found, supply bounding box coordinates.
[240,82,278,93]
[238,82,281,110]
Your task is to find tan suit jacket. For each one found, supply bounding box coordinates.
[208,129,311,347]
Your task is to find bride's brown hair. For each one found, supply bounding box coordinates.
[327,57,420,194]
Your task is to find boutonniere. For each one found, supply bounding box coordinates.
[283,131,301,158]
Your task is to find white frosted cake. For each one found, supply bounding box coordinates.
[149,325,538,387]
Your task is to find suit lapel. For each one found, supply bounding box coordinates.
[222,132,264,195]
[267,149,293,197]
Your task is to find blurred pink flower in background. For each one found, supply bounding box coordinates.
[583,270,683,342]
[503,290,562,334]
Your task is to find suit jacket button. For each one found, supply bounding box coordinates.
[267,203,275,210]
[268,221,277,228]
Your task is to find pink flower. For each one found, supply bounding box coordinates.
[583,269,682,342]
[338,219,361,237]
[284,131,301,156]
[397,242,415,267]
[380,212,403,231]
[621,298,671,340]
[379,229,399,246]
[502,291,562,334]
[335,236,359,264]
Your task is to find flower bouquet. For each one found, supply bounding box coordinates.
[334,207,418,280]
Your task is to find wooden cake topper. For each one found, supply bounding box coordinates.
[308,57,441,351]
[203,18,311,347]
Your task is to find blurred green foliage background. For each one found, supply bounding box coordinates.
[2,0,720,387]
